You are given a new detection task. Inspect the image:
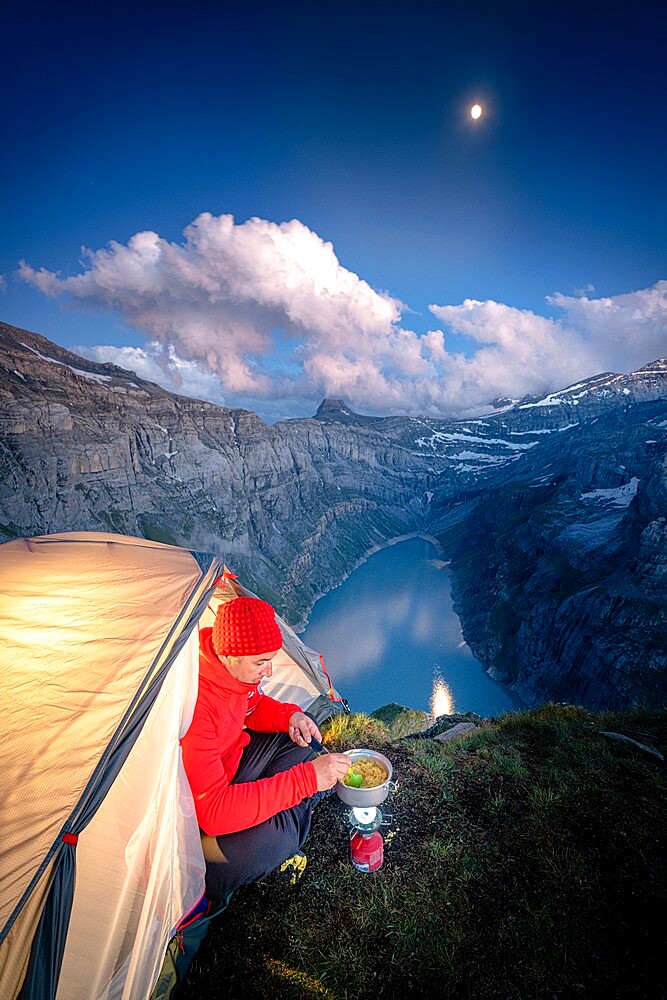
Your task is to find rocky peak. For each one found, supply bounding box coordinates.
[316,398,350,415]
[636,359,667,374]
[314,398,382,426]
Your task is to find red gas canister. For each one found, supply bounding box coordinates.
[350,830,384,872]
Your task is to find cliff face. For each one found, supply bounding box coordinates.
[0,323,445,620]
[442,399,667,710]
[1,321,666,708]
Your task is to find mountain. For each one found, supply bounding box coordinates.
[0,322,445,620]
[442,386,667,710]
[1,320,665,709]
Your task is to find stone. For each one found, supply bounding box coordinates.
[600,731,664,761]
[433,722,478,742]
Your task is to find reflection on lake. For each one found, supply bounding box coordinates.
[301,537,523,717]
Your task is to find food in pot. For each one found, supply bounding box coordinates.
[342,757,388,788]
[345,769,363,787]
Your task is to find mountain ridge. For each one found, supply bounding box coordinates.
[1,320,665,710]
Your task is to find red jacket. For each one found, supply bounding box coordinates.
[181,628,318,836]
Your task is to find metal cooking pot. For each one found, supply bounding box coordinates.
[335,748,396,807]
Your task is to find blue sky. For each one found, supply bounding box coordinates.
[2,1,665,421]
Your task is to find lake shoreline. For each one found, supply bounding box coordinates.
[292,531,447,634]
[299,535,523,717]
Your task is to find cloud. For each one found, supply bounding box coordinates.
[547,284,667,371]
[429,282,667,410]
[18,214,403,401]
[76,342,230,405]
[428,299,599,409]
[17,213,667,418]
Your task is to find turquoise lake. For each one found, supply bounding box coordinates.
[301,536,524,717]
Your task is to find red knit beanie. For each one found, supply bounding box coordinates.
[212,597,282,657]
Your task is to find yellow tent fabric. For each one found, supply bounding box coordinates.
[0,531,344,1000]
[0,533,221,999]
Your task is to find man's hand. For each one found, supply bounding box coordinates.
[311,752,353,791]
[288,711,321,747]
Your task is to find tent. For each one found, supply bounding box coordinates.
[0,531,345,1000]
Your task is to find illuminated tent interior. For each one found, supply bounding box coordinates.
[0,532,344,1000]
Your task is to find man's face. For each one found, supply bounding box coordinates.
[224,649,281,686]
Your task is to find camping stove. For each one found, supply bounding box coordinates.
[323,743,396,874]
[347,806,391,873]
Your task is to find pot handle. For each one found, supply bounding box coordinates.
[386,780,399,792]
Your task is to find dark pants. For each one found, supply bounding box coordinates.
[201,729,318,901]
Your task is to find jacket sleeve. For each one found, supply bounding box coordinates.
[245,689,303,732]
[181,703,318,837]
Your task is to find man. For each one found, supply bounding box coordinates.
[181,595,351,902]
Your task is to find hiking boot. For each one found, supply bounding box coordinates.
[276,850,307,885]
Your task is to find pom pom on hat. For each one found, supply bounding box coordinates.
[212,597,282,657]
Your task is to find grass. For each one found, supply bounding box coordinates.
[179,705,666,999]
[370,703,431,738]
[322,711,389,747]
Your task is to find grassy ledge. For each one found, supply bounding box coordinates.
[180,705,666,999]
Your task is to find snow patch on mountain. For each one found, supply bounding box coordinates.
[415,430,537,451]
[21,341,113,385]
[580,477,639,506]
[508,424,579,436]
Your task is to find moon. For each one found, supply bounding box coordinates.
[470,103,482,120]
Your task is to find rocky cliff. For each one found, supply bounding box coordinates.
[1,321,665,709]
[0,323,447,621]
[440,389,667,710]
